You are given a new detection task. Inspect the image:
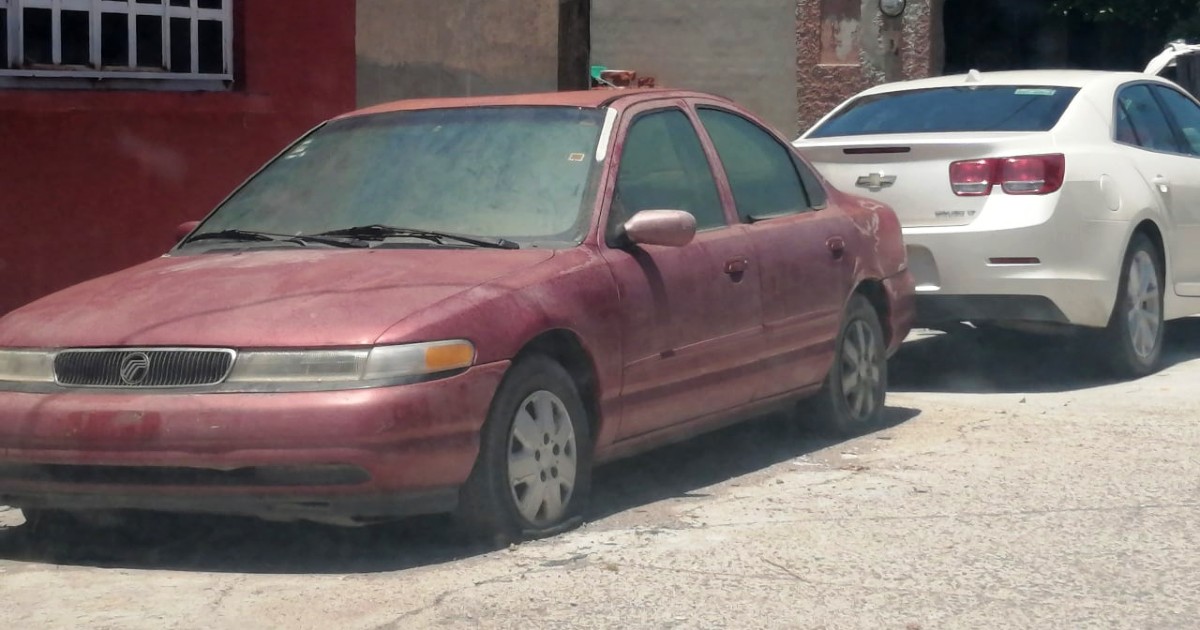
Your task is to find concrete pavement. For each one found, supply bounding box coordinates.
[2,322,1199,629]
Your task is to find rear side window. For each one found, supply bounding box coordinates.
[1117,85,1184,154]
[698,108,809,222]
[1151,85,1200,156]
[808,86,1080,138]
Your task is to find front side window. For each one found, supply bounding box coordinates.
[0,0,233,86]
[613,109,725,232]
[698,108,809,222]
[1152,85,1200,156]
[808,85,1080,138]
[192,106,606,248]
[1117,85,1184,154]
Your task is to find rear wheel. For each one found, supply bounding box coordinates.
[455,355,592,545]
[1102,234,1164,378]
[802,294,888,437]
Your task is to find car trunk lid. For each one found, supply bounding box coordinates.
[794,132,1056,228]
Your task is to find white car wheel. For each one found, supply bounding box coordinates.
[1103,234,1165,378]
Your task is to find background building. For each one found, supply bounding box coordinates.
[0,0,1174,314]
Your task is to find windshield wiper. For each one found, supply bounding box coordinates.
[184,229,366,249]
[311,225,520,250]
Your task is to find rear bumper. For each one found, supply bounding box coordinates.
[917,295,1069,326]
[0,362,509,523]
[904,208,1129,328]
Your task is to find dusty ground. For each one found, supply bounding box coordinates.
[2,322,1199,629]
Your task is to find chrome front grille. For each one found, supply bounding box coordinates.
[54,348,236,388]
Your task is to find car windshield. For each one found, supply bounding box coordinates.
[808,85,1080,138]
[187,106,607,247]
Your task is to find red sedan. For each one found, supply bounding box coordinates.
[0,89,913,541]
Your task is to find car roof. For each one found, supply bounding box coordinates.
[338,88,732,120]
[856,69,1158,96]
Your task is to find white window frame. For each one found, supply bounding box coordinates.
[0,0,233,87]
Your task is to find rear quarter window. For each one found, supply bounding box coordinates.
[808,86,1080,138]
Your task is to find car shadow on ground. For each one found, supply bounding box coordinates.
[890,317,1200,394]
[588,406,918,521]
[0,407,919,575]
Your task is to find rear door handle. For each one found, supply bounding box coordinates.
[1153,176,1171,194]
[826,236,846,259]
[724,256,750,275]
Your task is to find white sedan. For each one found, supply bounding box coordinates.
[794,69,1200,377]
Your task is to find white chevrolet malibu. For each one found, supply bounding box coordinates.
[794,70,1200,377]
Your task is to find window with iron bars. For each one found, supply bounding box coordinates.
[0,0,232,88]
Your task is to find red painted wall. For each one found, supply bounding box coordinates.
[0,0,357,315]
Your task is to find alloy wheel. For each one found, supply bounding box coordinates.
[841,318,882,420]
[1125,249,1162,361]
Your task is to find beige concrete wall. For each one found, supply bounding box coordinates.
[591,0,799,135]
[356,0,560,107]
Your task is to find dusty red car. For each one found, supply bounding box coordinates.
[0,89,913,540]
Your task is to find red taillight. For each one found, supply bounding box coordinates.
[949,154,1065,197]
[949,159,996,196]
[1000,154,1065,195]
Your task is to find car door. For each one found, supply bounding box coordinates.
[1148,84,1200,295]
[601,103,765,440]
[1115,83,1200,295]
[693,103,855,399]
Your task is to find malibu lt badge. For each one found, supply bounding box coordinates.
[855,172,897,193]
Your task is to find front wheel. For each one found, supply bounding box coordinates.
[1101,234,1165,378]
[802,294,888,437]
[455,355,592,544]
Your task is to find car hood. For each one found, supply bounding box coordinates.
[0,248,556,348]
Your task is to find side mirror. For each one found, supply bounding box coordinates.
[622,210,697,248]
[175,220,200,243]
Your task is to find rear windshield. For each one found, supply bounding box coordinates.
[808,86,1080,138]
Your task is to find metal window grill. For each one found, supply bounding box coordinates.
[0,0,232,82]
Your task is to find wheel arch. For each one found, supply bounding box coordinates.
[512,329,602,439]
[1132,218,1167,274]
[853,280,892,346]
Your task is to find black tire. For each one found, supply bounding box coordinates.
[1101,233,1165,378]
[802,294,888,437]
[455,355,593,545]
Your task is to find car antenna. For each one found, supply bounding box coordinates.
[966,69,983,83]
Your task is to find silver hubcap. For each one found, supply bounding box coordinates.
[507,390,577,526]
[1126,250,1162,360]
[841,319,881,421]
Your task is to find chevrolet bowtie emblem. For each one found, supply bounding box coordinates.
[855,172,897,192]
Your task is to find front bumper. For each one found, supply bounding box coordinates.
[0,362,509,524]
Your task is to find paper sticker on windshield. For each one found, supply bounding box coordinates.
[1014,88,1057,96]
[568,153,586,162]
